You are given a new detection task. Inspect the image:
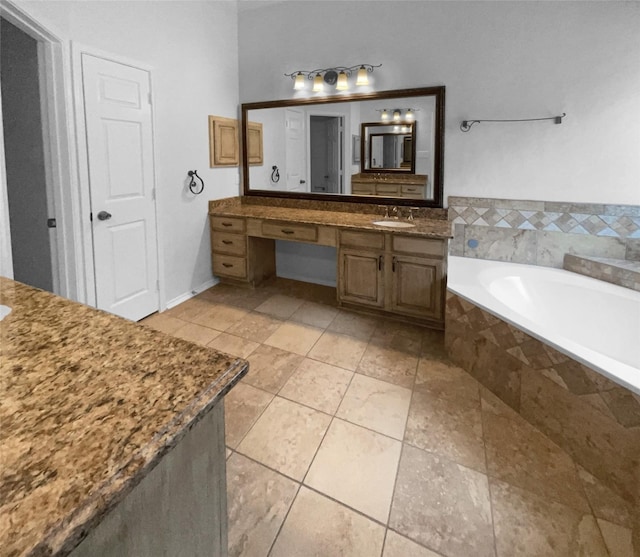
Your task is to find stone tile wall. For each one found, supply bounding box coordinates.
[448,197,640,267]
[445,292,640,511]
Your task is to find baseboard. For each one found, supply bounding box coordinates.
[165,277,219,310]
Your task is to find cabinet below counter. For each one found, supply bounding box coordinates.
[209,197,451,329]
[0,277,247,557]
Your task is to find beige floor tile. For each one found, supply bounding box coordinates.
[337,374,412,440]
[308,331,368,371]
[164,296,212,321]
[357,343,419,388]
[191,303,249,331]
[254,294,304,319]
[482,388,590,512]
[597,519,634,557]
[420,329,448,361]
[172,322,221,346]
[383,531,441,557]
[224,382,274,449]
[226,453,298,557]
[389,445,494,557]
[263,321,324,356]
[270,487,385,557]
[225,311,284,343]
[198,283,273,311]
[279,358,353,414]
[328,310,380,341]
[207,332,259,359]
[305,419,402,523]
[237,397,331,481]
[491,478,609,557]
[405,361,485,472]
[141,313,186,335]
[243,345,304,394]
[577,465,634,528]
[289,301,339,329]
[371,322,423,356]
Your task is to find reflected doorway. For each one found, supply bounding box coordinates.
[309,115,343,194]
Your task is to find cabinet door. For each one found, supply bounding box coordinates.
[338,249,384,308]
[389,254,443,320]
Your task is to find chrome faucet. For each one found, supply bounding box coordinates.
[391,206,400,219]
[378,205,390,219]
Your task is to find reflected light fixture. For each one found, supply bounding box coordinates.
[285,63,381,92]
[380,109,389,121]
[405,109,414,121]
[377,108,420,122]
[393,110,401,122]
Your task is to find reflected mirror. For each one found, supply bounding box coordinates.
[241,86,445,207]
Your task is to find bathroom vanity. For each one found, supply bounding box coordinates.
[0,277,247,556]
[209,197,450,329]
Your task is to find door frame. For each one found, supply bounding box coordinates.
[71,42,165,313]
[0,0,74,297]
[305,111,346,195]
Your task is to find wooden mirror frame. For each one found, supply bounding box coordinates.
[241,85,445,207]
[361,121,416,173]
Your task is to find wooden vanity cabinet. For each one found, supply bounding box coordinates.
[338,230,446,327]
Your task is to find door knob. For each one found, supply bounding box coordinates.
[97,211,112,221]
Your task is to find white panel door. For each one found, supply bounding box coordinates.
[285,108,306,192]
[81,54,158,321]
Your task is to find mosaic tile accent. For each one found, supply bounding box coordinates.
[448,197,640,271]
[445,292,640,509]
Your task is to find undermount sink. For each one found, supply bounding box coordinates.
[372,220,416,229]
[0,305,11,321]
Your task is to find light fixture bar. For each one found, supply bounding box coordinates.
[284,63,381,92]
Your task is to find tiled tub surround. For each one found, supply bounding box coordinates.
[564,254,640,292]
[448,197,640,270]
[146,278,635,556]
[0,277,247,556]
[445,285,639,546]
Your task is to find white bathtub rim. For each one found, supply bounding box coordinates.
[447,256,640,396]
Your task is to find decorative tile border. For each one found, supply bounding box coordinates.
[449,197,640,238]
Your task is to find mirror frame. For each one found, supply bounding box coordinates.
[241,85,445,207]
[361,121,416,173]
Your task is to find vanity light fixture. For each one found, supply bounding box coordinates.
[393,109,401,122]
[380,109,390,121]
[377,108,420,122]
[405,109,414,121]
[284,63,381,92]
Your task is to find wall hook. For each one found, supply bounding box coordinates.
[460,113,566,132]
[187,170,205,194]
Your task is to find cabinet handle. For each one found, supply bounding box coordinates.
[221,222,233,227]
[281,229,295,235]
[222,263,233,268]
[221,240,233,245]
[378,255,383,271]
[392,256,396,272]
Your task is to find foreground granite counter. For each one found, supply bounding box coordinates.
[208,196,451,239]
[0,277,247,556]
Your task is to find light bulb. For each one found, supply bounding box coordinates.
[312,73,324,92]
[293,73,305,90]
[356,66,369,86]
[405,109,414,121]
[336,71,348,91]
[381,109,389,121]
[393,110,401,122]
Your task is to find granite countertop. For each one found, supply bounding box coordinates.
[209,199,452,239]
[0,277,248,557]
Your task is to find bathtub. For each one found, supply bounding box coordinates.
[447,256,640,395]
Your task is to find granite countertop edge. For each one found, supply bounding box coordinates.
[208,203,452,239]
[37,359,248,557]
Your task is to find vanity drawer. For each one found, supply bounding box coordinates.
[211,216,246,233]
[212,254,247,278]
[375,183,401,196]
[340,230,384,251]
[211,232,246,256]
[392,235,446,258]
[401,184,425,198]
[352,182,375,195]
[261,221,318,242]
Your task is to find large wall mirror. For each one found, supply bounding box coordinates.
[241,86,445,207]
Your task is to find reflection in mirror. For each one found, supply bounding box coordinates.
[242,86,444,207]
[361,122,415,172]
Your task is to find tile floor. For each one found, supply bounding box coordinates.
[143,278,634,557]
